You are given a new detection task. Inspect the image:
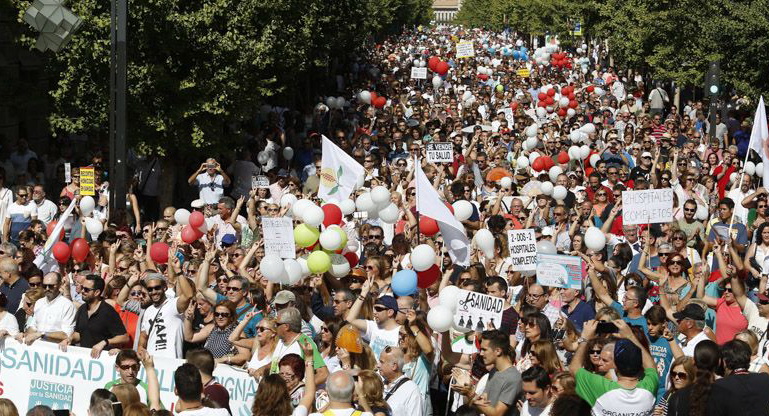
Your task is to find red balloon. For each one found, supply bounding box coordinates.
[557,151,570,164]
[428,56,440,71]
[587,85,595,93]
[569,100,578,109]
[343,252,359,268]
[150,242,170,264]
[322,204,343,227]
[436,61,450,76]
[477,74,489,81]
[417,265,441,289]
[189,211,205,228]
[546,157,556,170]
[444,202,454,215]
[419,216,440,236]
[537,101,547,108]
[46,221,64,241]
[568,92,576,100]
[532,157,545,172]
[537,92,547,101]
[71,238,90,263]
[511,101,519,110]
[181,225,199,244]
[547,89,556,97]
[52,241,71,264]
[557,108,567,117]
[374,96,387,109]
[370,91,378,103]
[545,96,555,105]
[563,86,572,95]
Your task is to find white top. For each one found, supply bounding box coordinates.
[0,188,12,239]
[521,401,552,416]
[35,199,58,224]
[4,201,37,220]
[364,321,400,359]
[0,310,20,336]
[28,295,75,335]
[141,297,184,359]
[205,214,248,247]
[385,375,424,416]
[176,408,229,416]
[742,299,769,350]
[195,173,225,205]
[681,330,709,357]
[310,409,373,416]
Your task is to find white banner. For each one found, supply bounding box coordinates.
[453,289,504,332]
[262,217,296,259]
[410,67,427,79]
[507,229,537,271]
[536,254,583,289]
[456,41,475,58]
[425,143,453,163]
[252,175,270,189]
[0,339,255,415]
[621,188,674,225]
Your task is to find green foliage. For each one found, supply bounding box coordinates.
[455,0,587,37]
[11,0,431,155]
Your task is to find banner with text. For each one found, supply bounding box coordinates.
[410,67,427,79]
[454,289,504,332]
[0,339,256,416]
[621,188,674,225]
[252,175,270,189]
[262,217,296,258]
[456,41,475,58]
[425,142,453,163]
[536,254,583,289]
[79,166,95,196]
[507,229,537,271]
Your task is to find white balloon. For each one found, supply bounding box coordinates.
[536,107,547,118]
[580,145,591,159]
[568,145,580,159]
[335,97,346,109]
[413,59,420,67]
[371,186,391,205]
[356,193,376,212]
[79,196,95,215]
[282,147,294,160]
[378,203,400,224]
[439,285,460,312]
[559,97,570,107]
[292,199,314,217]
[758,163,765,177]
[340,199,356,216]
[529,152,541,165]
[595,87,605,96]
[283,259,303,285]
[329,254,351,278]
[567,108,576,117]
[85,218,103,238]
[516,156,529,170]
[302,204,325,227]
[259,256,285,282]
[580,123,596,134]
[174,208,190,225]
[500,176,513,189]
[541,181,554,196]
[280,193,297,209]
[325,96,336,108]
[359,90,371,104]
[319,228,343,250]
[525,136,538,149]
[297,256,310,277]
[411,244,436,272]
[696,205,709,221]
[590,154,600,168]
[549,166,563,182]
[745,161,756,176]
[473,229,495,258]
[585,226,606,250]
[432,75,443,88]
[729,172,738,184]
[257,151,269,165]
[536,240,557,254]
[525,124,538,138]
[427,305,454,332]
[463,91,473,101]
[552,185,567,201]
[453,200,474,222]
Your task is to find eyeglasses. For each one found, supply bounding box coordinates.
[671,371,688,380]
[589,349,602,355]
[214,312,231,318]
[672,235,686,241]
[658,253,671,258]
[81,286,97,293]
[724,287,733,293]
[683,208,696,212]
[661,177,671,181]
[29,282,41,288]
[280,372,296,380]
[147,285,164,292]
[320,326,330,333]
[367,235,383,240]
[596,193,607,197]
[669,260,685,266]
[373,306,388,312]
[256,326,274,333]
[226,286,243,292]
[217,277,230,283]
[130,291,144,297]
[17,194,28,198]
[119,364,140,371]
[42,283,57,290]
[527,293,544,300]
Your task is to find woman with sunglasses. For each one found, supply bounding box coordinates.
[315,319,344,374]
[238,314,277,380]
[643,251,692,311]
[654,356,695,416]
[670,229,701,275]
[516,312,553,370]
[397,311,434,416]
[184,300,250,365]
[697,241,748,344]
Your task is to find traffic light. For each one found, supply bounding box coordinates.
[706,61,721,96]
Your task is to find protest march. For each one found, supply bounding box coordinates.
[3,20,769,416]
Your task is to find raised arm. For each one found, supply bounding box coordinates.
[196,250,219,305]
[588,264,614,307]
[344,277,373,332]
[138,349,163,411]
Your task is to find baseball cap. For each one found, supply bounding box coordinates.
[375,295,399,313]
[673,303,706,321]
[191,199,205,209]
[274,290,296,305]
[614,339,643,377]
[641,152,653,158]
[350,267,367,280]
[221,234,237,247]
[336,324,363,353]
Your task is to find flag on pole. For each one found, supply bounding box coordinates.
[34,198,77,273]
[318,135,365,203]
[415,161,470,266]
[748,96,769,186]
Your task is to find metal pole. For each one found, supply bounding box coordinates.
[109,0,127,219]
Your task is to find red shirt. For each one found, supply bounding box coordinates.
[713,165,736,199]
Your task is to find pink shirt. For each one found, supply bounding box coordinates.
[715,298,748,345]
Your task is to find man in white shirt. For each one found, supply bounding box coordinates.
[727,173,752,224]
[205,196,247,247]
[139,271,194,359]
[16,272,75,344]
[172,363,229,415]
[346,280,401,359]
[378,346,424,416]
[31,184,57,225]
[309,371,374,416]
[187,158,231,206]
[520,366,555,416]
[2,186,37,245]
[674,303,709,357]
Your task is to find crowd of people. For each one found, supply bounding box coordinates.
[2,24,769,416]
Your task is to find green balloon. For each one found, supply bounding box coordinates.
[496,84,504,92]
[307,251,331,274]
[294,224,320,247]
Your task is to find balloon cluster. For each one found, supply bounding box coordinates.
[391,243,440,296]
[427,285,463,333]
[358,91,387,109]
[428,56,450,76]
[177,210,209,244]
[52,238,90,264]
[550,52,572,70]
[324,96,347,110]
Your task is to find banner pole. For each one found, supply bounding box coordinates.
[415,154,422,246]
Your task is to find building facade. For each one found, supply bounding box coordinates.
[432,0,461,22]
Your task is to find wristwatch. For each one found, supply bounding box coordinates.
[577,337,587,344]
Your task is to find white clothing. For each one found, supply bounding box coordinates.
[743,299,769,350]
[727,188,750,223]
[521,401,552,416]
[385,375,424,416]
[195,173,225,205]
[175,408,229,416]
[0,311,20,336]
[205,214,247,247]
[29,295,76,336]
[680,330,709,357]
[0,188,12,238]
[247,348,273,371]
[364,320,400,359]
[4,201,37,221]
[141,297,184,359]
[35,199,58,224]
[309,408,373,416]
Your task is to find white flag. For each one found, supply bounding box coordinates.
[318,135,365,203]
[415,162,470,266]
[748,96,769,187]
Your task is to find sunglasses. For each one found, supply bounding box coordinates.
[214,312,231,318]
[668,260,685,266]
[683,208,696,213]
[147,285,164,292]
[257,326,274,333]
[29,282,41,288]
[42,283,58,290]
[671,371,687,380]
[226,286,243,292]
[374,306,388,312]
[130,291,145,297]
[119,364,140,371]
[672,236,686,240]
[367,235,383,240]
[723,287,733,293]
[589,349,602,355]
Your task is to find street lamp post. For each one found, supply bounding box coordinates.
[109,0,127,218]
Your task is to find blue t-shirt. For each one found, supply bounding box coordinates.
[562,300,596,333]
[215,293,262,338]
[611,301,648,333]
[647,335,674,400]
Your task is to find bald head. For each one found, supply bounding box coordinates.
[326,370,354,403]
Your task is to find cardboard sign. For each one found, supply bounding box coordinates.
[252,175,270,189]
[410,67,428,79]
[64,163,71,183]
[79,166,95,196]
[454,289,505,332]
[456,41,475,58]
[262,217,296,258]
[502,107,514,126]
[507,229,537,271]
[516,68,531,78]
[425,142,453,163]
[536,253,583,289]
[621,188,674,225]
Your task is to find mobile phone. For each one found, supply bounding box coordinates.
[53,411,70,416]
[596,321,619,334]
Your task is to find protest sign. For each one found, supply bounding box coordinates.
[502,108,514,126]
[536,254,583,289]
[454,289,504,332]
[252,175,270,189]
[0,339,255,416]
[262,217,296,258]
[410,67,427,79]
[621,188,674,225]
[456,41,475,58]
[507,229,537,271]
[79,166,95,196]
[64,163,71,183]
[425,142,453,163]
[516,68,531,78]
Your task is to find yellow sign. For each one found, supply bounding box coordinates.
[456,41,475,58]
[570,21,583,36]
[80,166,95,196]
[516,68,531,78]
